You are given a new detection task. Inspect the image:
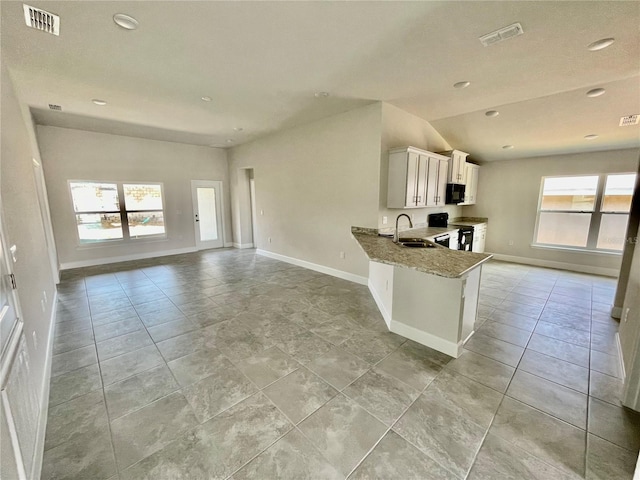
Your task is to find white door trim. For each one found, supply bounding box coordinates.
[31,158,59,284]
[249,178,257,248]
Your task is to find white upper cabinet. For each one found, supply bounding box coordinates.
[461,163,480,205]
[387,147,448,209]
[441,149,468,184]
[425,154,448,207]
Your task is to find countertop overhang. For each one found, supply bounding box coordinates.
[352,226,492,278]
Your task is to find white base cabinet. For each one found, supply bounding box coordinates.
[367,260,482,358]
[473,223,487,253]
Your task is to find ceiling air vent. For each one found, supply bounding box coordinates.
[48,104,62,111]
[619,115,639,127]
[23,4,59,36]
[479,23,523,47]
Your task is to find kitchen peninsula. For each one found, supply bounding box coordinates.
[352,226,492,357]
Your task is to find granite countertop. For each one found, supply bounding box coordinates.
[449,217,489,227]
[351,226,492,279]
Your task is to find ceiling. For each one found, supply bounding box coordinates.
[2,1,639,162]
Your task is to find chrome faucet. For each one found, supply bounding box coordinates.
[394,214,413,243]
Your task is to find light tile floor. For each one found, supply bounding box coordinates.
[43,250,640,479]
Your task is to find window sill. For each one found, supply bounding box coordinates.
[76,236,169,250]
[530,244,622,256]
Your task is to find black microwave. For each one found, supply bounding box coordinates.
[446,183,466,204]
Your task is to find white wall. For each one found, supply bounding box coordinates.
[228,103,382,279]
[464,148,640,275]
[1,63,57,477]
[379,103,462,228]
[36,126,231,268]
[620,238,640,377]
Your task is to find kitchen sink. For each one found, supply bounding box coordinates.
[398,239,435,248]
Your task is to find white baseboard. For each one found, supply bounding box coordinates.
[367,280,392,329]
[390,320,462,358]
[31,290,57,480]
[616,331,626,381]
[487,253,619,277]
[59,247,198,270]
[223,242,234,248]
[232,243,255,249]
[256,249,368,286]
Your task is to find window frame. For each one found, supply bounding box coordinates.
[68,180,167,246]
[532,172,634,253]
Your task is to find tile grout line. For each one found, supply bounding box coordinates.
[464,271,585,478]
[584,285,595,478]
[84,276,121,478]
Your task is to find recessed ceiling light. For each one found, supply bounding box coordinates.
[201,96,212,102]
[226,139,234,143]
[113,13,138,30]
[453,81,471,89]
[586,88,606,98]
[587,38,614,51]
[314,92,330,98]
[584,134,599,140]
[502,144,514,150]
[233,127,243,132]
[485,110,499,117]
[92,99,107,106]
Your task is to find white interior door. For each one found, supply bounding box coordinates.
[0,217,27,480]
[191,180,224,250]
[0,225,20,368]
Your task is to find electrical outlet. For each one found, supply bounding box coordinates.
[43,290,47,303]
[385,280,389,291]
[382,216,388,225]
[508,240,514,246]
[339,251,345,259]
[260,210,264,215]
[32,331,38,349]
[268,237,272,243]
[624,307,630,323]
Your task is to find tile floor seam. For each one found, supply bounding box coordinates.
[583,302,594,477]
[514,359,590,396]
[259,367,339,426]
[385,379,480,480]
[474,394,585,480]
[373,356,494,478]
[82,283,121,479]
[472,326,531,349]
[223,421,297,480]
[495,274,552,408]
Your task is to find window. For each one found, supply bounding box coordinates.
[70,181,166,244]
[534,173,635,252]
